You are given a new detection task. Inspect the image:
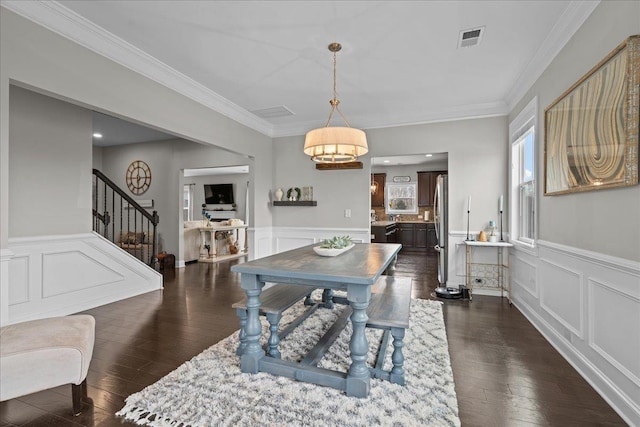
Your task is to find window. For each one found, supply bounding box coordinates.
[183,184,194,222]
[509,97,537,246]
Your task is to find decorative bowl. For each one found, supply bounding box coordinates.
[313,243,355,257]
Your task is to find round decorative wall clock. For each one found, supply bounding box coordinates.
[125,160,152,195]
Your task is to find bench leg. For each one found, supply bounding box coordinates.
[303,292,314,306]
[320,288,334,309]
[236,308,248,356]
[389,327,406,386]
[71,379,91,416]
[265,312,282,358]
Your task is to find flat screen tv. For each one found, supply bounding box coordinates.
[204,184,234,205]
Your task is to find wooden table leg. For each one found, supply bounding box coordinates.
[345,285,371,397]
[240,275,264,373]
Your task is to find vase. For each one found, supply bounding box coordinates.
[275,188,284,201]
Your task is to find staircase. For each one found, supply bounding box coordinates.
[92,169,159,270]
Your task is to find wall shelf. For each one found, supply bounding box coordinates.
[273,201,317,206]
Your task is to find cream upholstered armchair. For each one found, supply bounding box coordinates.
[0,315,95,415]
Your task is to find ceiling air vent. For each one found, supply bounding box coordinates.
[251,105,295,119]
[458,26,485,48]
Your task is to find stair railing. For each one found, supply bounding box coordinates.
[92,168,159,270]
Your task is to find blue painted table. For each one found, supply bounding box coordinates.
[230,242,402,397]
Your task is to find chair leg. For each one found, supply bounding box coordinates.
[71,379,89,416]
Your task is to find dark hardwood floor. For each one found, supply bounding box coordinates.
[0,252,626,426]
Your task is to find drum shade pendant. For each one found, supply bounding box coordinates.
[304,43,368,163]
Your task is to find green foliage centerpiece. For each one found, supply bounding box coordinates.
[314,235,355,256]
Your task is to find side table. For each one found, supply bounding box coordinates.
[463,241,514,303]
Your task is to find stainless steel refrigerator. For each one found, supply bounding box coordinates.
[434,174,448,285]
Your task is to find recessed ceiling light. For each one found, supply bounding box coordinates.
[93,133,103,138]
[425,154,433,157]
[383,160,390,163]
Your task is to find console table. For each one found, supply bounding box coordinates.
[199,225,248,263]
[463,241,514,303]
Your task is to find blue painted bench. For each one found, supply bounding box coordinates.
[233,284,317,358]
[367,275,412,386]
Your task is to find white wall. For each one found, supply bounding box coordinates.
[99,139,255,261]
[273,117,507,284]
[0,8,272,324]
[9,86,93,237]
[188,173,249,222]
[508,1,640,424]
[509,0,640,262]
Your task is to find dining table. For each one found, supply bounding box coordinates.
[230,242,402,398]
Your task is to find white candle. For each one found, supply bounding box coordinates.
[467,196,471,212]
[499,194,503,212]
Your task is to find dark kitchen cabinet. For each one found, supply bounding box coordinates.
[371,173,386,208]
[418,171,447,206]
[415,224,428,249]
[397,222,433,252]
[371,222,397,243]
[398,223,415,249]
[427,224,437,254]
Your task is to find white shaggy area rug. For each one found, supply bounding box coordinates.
[117,297,460,427]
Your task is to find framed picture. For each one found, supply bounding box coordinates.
[544,35,639,195]
[393,176,411,182]
[386,183,418,214]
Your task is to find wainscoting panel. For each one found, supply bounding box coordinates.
[272,227,371,255]
[7,232,162,325]
[512,253,538,298]
[538,257,584,339]
[42,250,125,298]
[249,227,273,260]
[589,278,640,387]
[8,255,29,305]
[511,240,640,425]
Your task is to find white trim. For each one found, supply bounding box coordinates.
[513,294,638,427]
[512,253,538,298]
[6,233,162,325]
[0,0,275,137]
[509,97,538,246]
[538,256,584,339]
[587,277,640,388]
[510,241,640,425]
[538,240,640,276]
[273,102,509,138]
[505,1,601,109]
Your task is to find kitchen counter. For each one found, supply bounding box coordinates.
[372,220,435,226]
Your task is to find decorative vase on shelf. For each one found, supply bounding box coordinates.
[275,188,284,201]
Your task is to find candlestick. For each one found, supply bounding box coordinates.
[466,208,471,241]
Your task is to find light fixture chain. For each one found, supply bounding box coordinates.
[333,49,338,101]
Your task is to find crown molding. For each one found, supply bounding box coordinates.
[1,0,276,137]
[505,0,600,111]
[272,101,509,138]
[2,1,590,139]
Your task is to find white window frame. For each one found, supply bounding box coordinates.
[183,184,194,222]
[509,97,537,249]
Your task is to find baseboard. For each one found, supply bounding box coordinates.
[511,242,639,425]
[513,296,639,426]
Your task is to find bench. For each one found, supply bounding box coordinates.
[233,284,317,358]
[367,275,412,385]
[0,315,95,416]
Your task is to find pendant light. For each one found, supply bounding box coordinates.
[304,43,368,163]
[370,174,378,195]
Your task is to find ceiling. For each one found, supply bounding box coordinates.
[372,153,448,167]
[5,1,598,141]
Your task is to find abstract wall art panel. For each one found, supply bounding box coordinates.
[544,35,639,195]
